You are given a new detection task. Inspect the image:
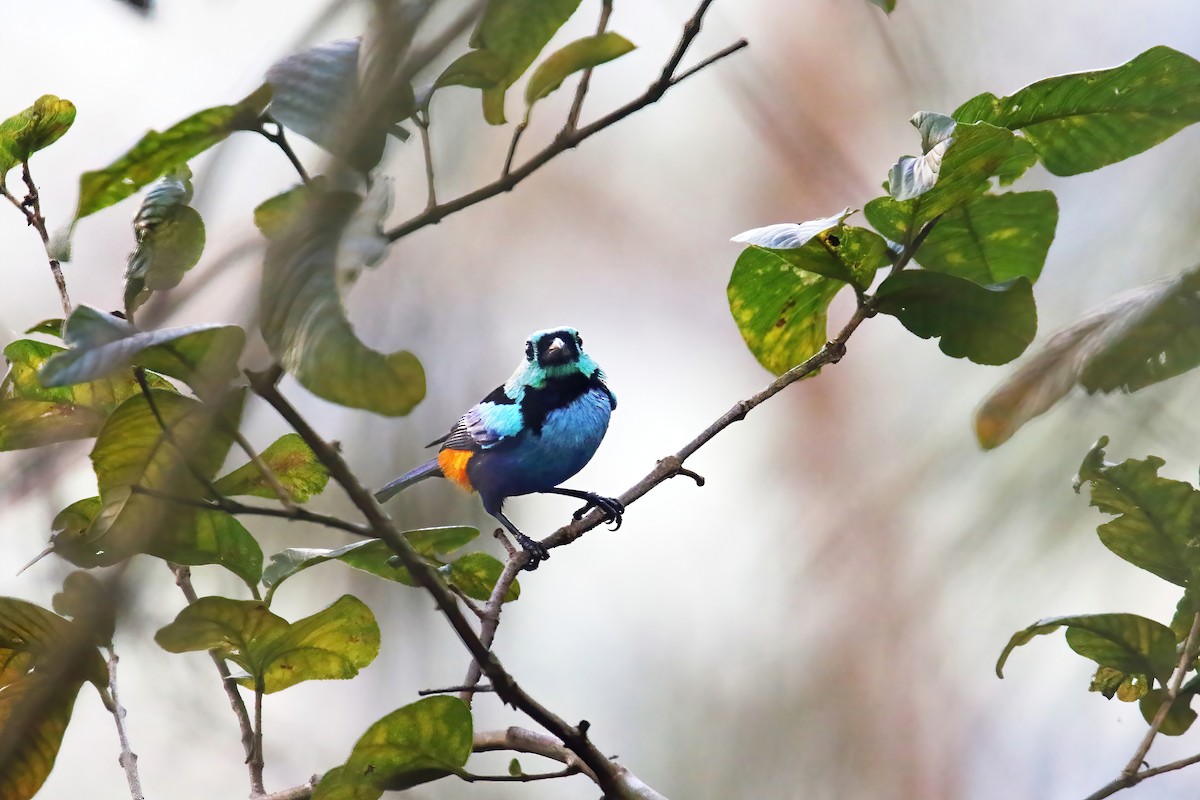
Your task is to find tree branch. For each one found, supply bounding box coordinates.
[105,647,144,800]
[474,727,597,783]
[415,111,437,210]
[171,565,264,796]
[131,481,370,537]
[385,2,747,242]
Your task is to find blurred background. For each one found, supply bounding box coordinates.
[3,0,1200,798]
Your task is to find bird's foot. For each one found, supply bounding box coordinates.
[514,531,550,571]
[572,493,625,530]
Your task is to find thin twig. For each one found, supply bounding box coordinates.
[1082,611,1200,800]
[252,678,266,794]
[562,0,614,133]
[106,648,145,800]
[231,429,299,512]
[419,683,495,696]
[501,120,528,178]
[3,162,71,316]
[255,779,319,800]
[130,485,370,537]
[386,5,746,241]
[259,117,311,185]
[474,727,597,783]
[415,111,438,209]
[458,766,579,783]
[450,584,487,620]
[172,565,264,796]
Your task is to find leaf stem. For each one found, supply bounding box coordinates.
[562,0,614,134]
[259,117,311,185]
[414,110,437,210]
[252,677,266,793]
[106,647,145,800]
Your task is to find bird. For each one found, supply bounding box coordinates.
[374,326,622,570]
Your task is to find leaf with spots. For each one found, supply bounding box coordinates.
[154,594,379,693]
[1074,437,1200,589]
[213,433,330,502]
[0,95,75,186]
[75,84,271,219]
[313,696,473,797]
[0,338,172,452]
[907,191,1058,285]
[955,46,1200,176]
[997,613,1177,686]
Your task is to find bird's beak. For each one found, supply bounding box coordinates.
[543,336,569,365]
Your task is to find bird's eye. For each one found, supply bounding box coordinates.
[525,341,534,361]
[574,333,583,348]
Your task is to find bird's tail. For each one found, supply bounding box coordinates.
[375,458,443,503]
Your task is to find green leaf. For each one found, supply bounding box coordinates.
[84,389,243,563]
[867,0,896,11]
[443,553,520,602]
[24,320,64,338]
[1140,687,1199,735]
[436,50,513,91]
[908,191,1058,285]
[1089,666,1148,701]
[524,33,635,107]
[150,510,264,587]
[51,572,115,648]
[0,673,85,800]
[997,613,1177,684]
[124,166,206,316]
[0,95,75,186]
[0,339,172,451]
[260,191,425,415]
[262,529,506,605]
[465,0,583,124]
[315,696,472,796]
[975,270,1200,448]
[76,84,272,219]
[154,594,379,693]
[954,46,1200,176]
[1075,437,1200,588]
[253,180,326,240]
[212,433,329,502]
[40,305,245,399]
[874,271,1036,365]
[883,118,1019,223]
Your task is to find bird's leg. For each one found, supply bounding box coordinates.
[541,487,624,530]
[492,509,549,571]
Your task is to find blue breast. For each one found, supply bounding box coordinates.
[468,388,612,506]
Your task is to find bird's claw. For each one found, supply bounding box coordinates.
[514,532,550,571]
[572,493,625,530]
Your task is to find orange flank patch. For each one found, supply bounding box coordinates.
[438,449,475,492]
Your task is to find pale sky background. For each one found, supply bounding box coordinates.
[4,1,1200,799]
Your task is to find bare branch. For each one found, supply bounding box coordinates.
[105,648,145,800]
[415,111,438,209]
[2,162,71,316]
[130,484,369,537]
[386,3,747,242]
[172,565,264,796]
